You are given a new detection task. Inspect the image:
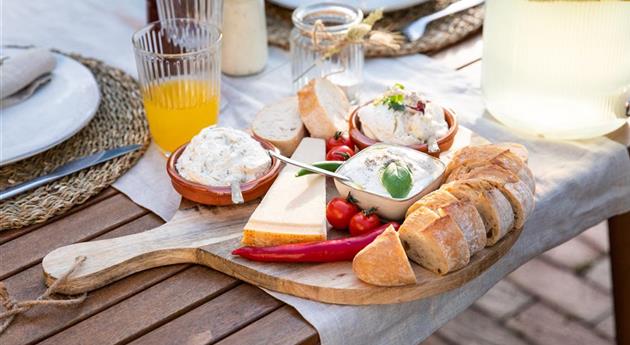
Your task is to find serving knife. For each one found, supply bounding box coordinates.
[0,144,141,201]
[402,0,485,42]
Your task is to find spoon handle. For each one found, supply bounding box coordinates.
[268,150,351,182]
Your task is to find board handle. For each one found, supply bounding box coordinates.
[41,207,243,295]
[42,223,197,294]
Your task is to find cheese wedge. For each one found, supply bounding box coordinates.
[242,138,327,247]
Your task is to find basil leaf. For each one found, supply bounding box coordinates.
[381,161,413,199]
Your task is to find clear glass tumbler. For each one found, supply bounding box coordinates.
[156,0,223,28]
[290,3,364,103]
[132,19,222,155]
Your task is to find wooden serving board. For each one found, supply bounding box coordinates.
[42,128,522,305]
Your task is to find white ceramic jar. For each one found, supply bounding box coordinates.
[221,0,268,76]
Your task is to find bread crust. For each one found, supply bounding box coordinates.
[406,189,486,254]
[399,208,470,275]
[443,180,514,246]
[297,79,349,139]
[352,227,416,286]
[446,165,535,229]
[445,144,535,193]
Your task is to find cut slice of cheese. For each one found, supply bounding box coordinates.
[242,138,327,247]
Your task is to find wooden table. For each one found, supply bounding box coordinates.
[1,33,629,345]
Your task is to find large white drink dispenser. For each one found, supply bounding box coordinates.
[482,0,630,139]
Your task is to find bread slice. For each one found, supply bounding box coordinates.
[442,180,515,246]
[297,78,350,139]
[445,145,535,193]
[399,207,470,275]
[437,201,487,254]
[406,189,486,255]
[352,226,416,286]
[252,97,305,156]
[446,165,535,229]
[406,189,458,218]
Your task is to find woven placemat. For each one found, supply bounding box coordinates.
[266,0,484,57]
[0,51,150,230]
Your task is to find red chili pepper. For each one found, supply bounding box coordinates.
[232,222,400,263]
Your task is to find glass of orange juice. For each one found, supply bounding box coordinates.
[132,18,222,154]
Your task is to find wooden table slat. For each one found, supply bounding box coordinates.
[215,305,319,345]
[0,214,187,345]
[0,194,147,280]
[0,188,118,245]
[37,266,239,345]
[129,284,284,345]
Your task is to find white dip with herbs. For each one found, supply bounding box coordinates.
[359,84,448,149]
[337,144,444,199]
[176,127,271,186]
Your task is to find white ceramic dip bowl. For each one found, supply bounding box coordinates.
[334,144,445,220]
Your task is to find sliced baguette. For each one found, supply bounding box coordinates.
[406,189,458,218]
[399,207,470,275]
[297,78,350,139]
[445,145,535,193]
[252,97,305,156]
[352,226,416,286]
[406,189,486,254]
[442,180,515,246]
[446,165,535,229]
[437,201,487,254]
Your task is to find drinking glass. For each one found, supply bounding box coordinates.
[133,19,222,154]
[155,0,223,27]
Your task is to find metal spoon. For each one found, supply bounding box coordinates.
[267,150,352,182]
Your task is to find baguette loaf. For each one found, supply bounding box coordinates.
[252,97,305,156]
[445,145,535,193]
[496,143,529,162]
[406,189,486,254]
[399,207,470,275]
[406,189,458,218]
[297,78,350,139]
[442,180,515,246]
[446,165,534,229]
[352,226,416,286]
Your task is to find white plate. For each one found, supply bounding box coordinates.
[0,48,100,166]
[267,0,430,12]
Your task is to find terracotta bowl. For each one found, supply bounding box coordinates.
[166,137,283,206]
[348,103,459,157]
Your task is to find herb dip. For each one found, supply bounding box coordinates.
[359,84,448,148]
[337,144,445,199]
[176,127,271,186]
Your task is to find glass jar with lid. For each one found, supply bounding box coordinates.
[290,3,364,103]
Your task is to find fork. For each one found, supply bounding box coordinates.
[402,0,485,42]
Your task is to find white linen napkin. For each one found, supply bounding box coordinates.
[0,48,56,108]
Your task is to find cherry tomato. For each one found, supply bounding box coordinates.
[326,196,360,230]
[326,145,354,161]
[349,208,382,236]
[326,131,353,152]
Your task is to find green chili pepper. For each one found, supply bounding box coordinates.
[295,161,343,177]
[381,161,413,199]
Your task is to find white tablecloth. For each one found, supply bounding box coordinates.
[4,1,630,345]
